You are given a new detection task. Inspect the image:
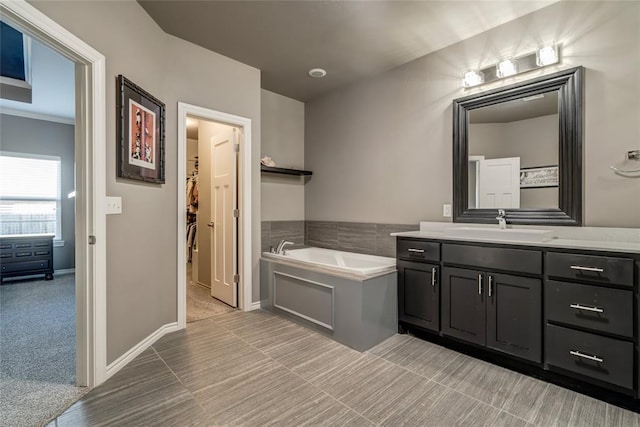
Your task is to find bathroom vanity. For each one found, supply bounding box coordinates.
[394,224,640,406]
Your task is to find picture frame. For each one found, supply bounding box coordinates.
[520,165,559,188]
[116,75,165,183]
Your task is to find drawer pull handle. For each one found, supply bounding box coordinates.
[570,350,603,363]
[488,275,493,298]
[570,303,604,313]
[478,274,483,295]
[407,248,424,254]
[431,267,436,287]
[570,265,604,273]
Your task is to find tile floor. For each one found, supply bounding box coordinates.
[48,309,640,426]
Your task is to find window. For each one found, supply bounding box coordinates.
[0,21,32,103]
[0,152,61,239]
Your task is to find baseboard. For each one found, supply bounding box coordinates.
[54,268,75,276]
[249,301,262,311]
[105,321,179,380]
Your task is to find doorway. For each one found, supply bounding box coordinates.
[0,0,108,393]
[177,103,253,329]
[184,117,238,321]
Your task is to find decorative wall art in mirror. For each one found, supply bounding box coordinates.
[453,66,583,225]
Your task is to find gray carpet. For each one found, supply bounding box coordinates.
[0,274,88,427]
[187,281,235,323]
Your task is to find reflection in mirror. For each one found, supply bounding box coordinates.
[452,66,583,226]
[468,91,559,209]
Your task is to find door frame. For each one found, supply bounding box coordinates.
[177,102,252,329]
[0,1,108,386]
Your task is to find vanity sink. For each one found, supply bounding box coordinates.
[444,227,554,242]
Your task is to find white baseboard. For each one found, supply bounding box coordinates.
[249,301,262,311]
[105,322,179,380]
[55,268,75,276]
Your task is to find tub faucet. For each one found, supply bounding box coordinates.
[496,209,507,230]
[276,240,294,254]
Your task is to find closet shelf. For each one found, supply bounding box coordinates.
[260,165,312,176]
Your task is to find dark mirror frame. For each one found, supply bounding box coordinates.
[453,66,584,226]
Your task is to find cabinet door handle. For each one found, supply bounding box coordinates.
[570,303,604,313]
[570,350,603,363]
[431,267,437,287]
[407,248,424,254]
[570,265,604,273]
[488,275,493,298]
[478,274,483,295]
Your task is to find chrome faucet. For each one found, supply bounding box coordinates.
[496,209,507,230]
[275,240,294,254]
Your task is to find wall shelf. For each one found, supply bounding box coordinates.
[261,165,312,176]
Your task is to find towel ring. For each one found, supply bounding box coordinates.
[610,150,640,175]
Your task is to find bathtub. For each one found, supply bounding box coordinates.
[262,247,396,277]
[261,247,397,351]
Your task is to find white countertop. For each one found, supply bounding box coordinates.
[391,222,640,254]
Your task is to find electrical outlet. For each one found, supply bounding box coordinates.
[443,204,452,218]
[106,196,122,215]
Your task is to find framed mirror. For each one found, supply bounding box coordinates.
[453,66,583,225]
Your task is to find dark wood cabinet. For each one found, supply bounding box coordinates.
[487,273,541,362]
[442,267,541,362]
[441,267,485,345]
[398,260,439,332]
[0,235,54,281]
[396,235,639,403]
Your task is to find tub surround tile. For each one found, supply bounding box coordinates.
[261,221,271,252]
[375,223,418,257]
[337,222,377,255]
[269,220,305,249]
[306,220,339,249]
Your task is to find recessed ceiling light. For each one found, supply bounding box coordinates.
[308,68,327,78]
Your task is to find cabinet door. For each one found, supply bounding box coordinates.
[486,273,541,363]
[398,261,439,332]
[441,267,486,346]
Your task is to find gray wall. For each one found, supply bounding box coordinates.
[0,114,76,270]
[305,1,640,228]
[31,0,261,364]
[261,89,305,221]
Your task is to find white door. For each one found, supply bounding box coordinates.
[210,128,238,307]
[478,157,521,208]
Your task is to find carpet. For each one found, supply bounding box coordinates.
[187,281,235,323]
[0,274,88,427]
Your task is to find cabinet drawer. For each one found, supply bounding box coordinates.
[545,280,632,337]
[397,239,440,262]
[546,252,633,287]
[442,243,541,274]
[1,259,50,273]
[546,324,633,390]
[0,243,11,250]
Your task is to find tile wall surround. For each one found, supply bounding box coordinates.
[261,221,417,258]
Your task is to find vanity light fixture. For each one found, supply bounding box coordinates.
[308,68,327,78]
[463,70,485,88]
[462,44,561,88]
[496,59,518,78]
[537,45,559,66]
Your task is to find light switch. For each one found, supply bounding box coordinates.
[106,196,122,215]
[443,204,452,218]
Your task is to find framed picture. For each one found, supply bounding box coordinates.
[520,165,559,188]
[116,75,165,183]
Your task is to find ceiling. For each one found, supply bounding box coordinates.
[0,37,75,123]
[470,91,558,123]
[139,0,557,102]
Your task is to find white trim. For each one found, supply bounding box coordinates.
[0,0,107,387]
[105,322,179,380]
[0,107,75,125]
[55,268,75,276]
[177,103,253,330]
[250,301,262,311]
